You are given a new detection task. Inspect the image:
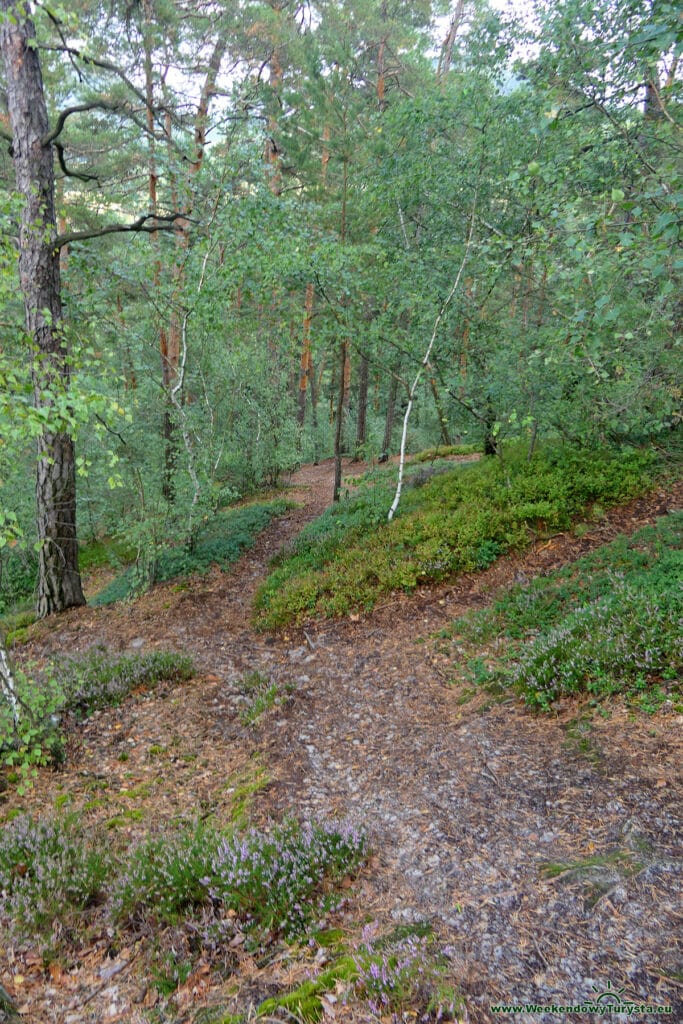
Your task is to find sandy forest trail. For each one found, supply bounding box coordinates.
[8,459,683,1023]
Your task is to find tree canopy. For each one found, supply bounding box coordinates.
[0,0,680,615]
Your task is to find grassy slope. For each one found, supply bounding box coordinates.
[443,511,683,712]
[92,498,293,605]
[254,445,662,630]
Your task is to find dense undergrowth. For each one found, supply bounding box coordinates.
[0,499,292,618]
[92,498,293,605]
[254,444,661,630]
[443,512,683,712]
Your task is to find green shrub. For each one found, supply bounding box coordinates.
[455,513,683,644]
[448,512,682,712]
[0,668,66,789]
[112,822,219,925]
[0,649,194,786]
[516,581,682,711]
[238,671,280,725]
[0,546,38,614]
[93,499,292,605]
[0,814,109,943]
[255,444,660,629]
[112,817,367,943]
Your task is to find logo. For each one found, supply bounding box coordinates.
[490,978,674,1016]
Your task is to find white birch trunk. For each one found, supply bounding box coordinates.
[0,635,20,728]
[388,206,478,521]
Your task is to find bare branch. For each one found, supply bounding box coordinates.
[43,100,123,145]
[54,142,101,183]
[54,213,185,250]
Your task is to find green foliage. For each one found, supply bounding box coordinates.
[112,817,367,943]
[78,536,136,573]
[0,547,38,615]
[224,758,271,827]
[112,822,218,925]
[92,499,292,605]
[205,819,367,943]
[0,669,66,792]
[449,512,683,712]
[0,814,110,944]
[151,952,193,997]
[1,609,37,648]
[459,512,683,643]
[255,445,660,629]
[515,581,682,711]
[237,671,280,726]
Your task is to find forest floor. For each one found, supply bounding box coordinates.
[2,458,682,1024]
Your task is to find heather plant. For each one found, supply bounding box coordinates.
[206,818,367,942]
[112,822,219,925]
[354,932,461,1021]
[111,817,366,945]
[453,513,683,644]
[53,646,194,716]
[0,814,109,944]
[516,582,682,711]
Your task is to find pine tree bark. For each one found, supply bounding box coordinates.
[381,373,398,460]
[429,377,452,446]
[354,352,370,459]
[0,2,85,616]
[333,340,348,502]
[297,282,315,427]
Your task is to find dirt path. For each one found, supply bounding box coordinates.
[5,460,683,1023]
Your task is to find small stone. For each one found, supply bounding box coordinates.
[130,637,145,649]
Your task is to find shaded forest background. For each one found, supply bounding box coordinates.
[0,0,681,615]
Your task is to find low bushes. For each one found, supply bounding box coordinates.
[0,813,366,951]
[255,444,659,630]
[93,499,292,605]
[447,512,683,712]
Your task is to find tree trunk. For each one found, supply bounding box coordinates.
[333,340,348,502]
[381,373,398,460]
[436,0,467,85]
[429,377,452,446]
[297,282,314,427]
[0,2,85,617]
[0,635,20,730]
[354,352,370,459]
[484,397,498,456]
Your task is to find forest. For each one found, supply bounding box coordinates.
[0,0,681,1022]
